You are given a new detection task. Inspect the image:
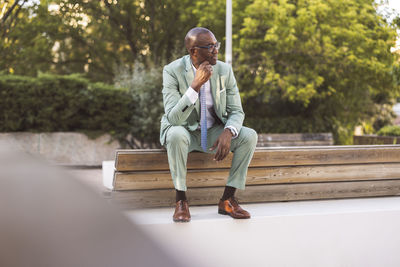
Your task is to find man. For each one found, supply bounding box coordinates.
[160,27,257,222]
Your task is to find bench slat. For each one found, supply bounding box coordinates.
[115,145,400,171]
[109,179,400,208]
[113,163,400,190]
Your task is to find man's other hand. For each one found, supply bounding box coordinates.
[210,129,233,162]
[191,61,212,92]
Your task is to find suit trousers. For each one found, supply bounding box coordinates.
[165,124,258,191]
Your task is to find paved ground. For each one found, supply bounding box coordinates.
[64,167,106,194]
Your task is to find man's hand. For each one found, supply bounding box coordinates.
[191,61,213,92]
[210,129,233,162]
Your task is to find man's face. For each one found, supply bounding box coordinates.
[193,32,219,65]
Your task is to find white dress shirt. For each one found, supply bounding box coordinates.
[184,64,238,138]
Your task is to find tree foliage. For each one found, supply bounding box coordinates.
[0,0,197,82]
[1,0,399,144]
[1,1,54,75]
[236,0,398,143]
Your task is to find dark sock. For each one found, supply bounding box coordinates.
[221,186,236,200]
[176,190,187,202]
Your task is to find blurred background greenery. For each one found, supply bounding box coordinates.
[1,0,400,146]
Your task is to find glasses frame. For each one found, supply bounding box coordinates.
[194,42,221,52]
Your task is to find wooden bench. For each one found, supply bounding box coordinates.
[110,145,400,209]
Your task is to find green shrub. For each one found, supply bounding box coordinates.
[0,74,133,139]
[377,125,400,137]
[114,64,163,148]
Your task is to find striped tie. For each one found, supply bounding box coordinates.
[200,85,207,151]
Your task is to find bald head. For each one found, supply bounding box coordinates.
[184,27,219,66]
[184,27,213,52]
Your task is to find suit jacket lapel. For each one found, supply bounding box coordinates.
[183,56,200,116]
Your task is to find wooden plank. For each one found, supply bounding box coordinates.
[115,151,233,171]
[109,179,400,209]
[253,146,400,167]
[113,163,400,190]
[115,145,400,171]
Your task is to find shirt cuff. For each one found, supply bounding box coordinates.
[224,126,238,139]
[185,87,199,104]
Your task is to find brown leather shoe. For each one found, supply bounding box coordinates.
[173,200,191,222]
[218,197,250,219]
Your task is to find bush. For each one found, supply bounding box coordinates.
[0,73,133,139]
[114,64,163,148]
[377,125,400,137]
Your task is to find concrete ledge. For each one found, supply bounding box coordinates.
[0,132,122,166]
[125,197,400,266]
[102,160,115,190]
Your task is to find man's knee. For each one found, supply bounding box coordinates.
[166,126,190,147]
[240,127,258,147]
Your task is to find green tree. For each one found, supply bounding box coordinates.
[2,0,399,146]
[237,0,398,143]
[190,0,249,57]
[0,0,199,82]
[0,1,53,75]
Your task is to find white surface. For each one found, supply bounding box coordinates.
[378,0,400,49]
[225,0,232,65]
[125,197,400,267]
[102,160,114,190]
[393,103,400,116]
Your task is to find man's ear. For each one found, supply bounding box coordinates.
[189,47,197,56]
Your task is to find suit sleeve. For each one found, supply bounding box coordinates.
[225,65,245,133]
[162,66,196,126]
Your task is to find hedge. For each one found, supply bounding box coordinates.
[377,125,400,137]
[0,74,133,136]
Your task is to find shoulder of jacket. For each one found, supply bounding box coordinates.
[215,60,232,75]
[164,56,187,73]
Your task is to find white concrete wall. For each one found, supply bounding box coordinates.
[0,132,121,166]
[126,197,400,267]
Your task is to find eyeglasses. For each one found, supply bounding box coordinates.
[195,42,221,52]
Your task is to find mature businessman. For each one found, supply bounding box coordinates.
[160,27,257,222]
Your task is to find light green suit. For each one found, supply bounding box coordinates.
[160,55,257,191]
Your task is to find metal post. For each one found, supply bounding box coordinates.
[225,0,232,65]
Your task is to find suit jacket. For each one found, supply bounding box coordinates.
[160,55,244,146]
